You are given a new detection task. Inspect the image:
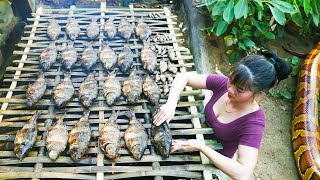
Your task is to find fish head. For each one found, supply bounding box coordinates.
[69,144,82,161]
[127,94,138,103]
[105,144,117,159]
[15,145,28,160]
[158,140,171,159]
[69,33,77,41]
[49,151,59,161]
[130,144,144,160]
[149,94,160,105]
[106,94,116,105]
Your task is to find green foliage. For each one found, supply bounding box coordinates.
[284,0,320,35]
[197,0,297,62]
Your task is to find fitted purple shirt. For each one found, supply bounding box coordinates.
[204,75,266,158]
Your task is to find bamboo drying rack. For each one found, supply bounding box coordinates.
[0,2,222,179]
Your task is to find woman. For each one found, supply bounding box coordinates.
[153,52,292,179]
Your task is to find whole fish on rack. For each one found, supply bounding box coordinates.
[122,70,143,103]
[68,110,91,162]
[46,113,68,161]
[26,72,47,106]
[66,18,81,40]
[151,106,172,159]
[135,17,151,41]
[141,40,157,74]
[14,111,41,160]
[118,17,134,41]
[79,73,98,108]
[53,72,74,107]
[81,42,98,71]
[100,42,117,70]
[47,19,61,40]
[117,44,133,73]
[86,18,99,39]
[99,110,121,159]
[103,71,121,105]
[151,122,172,159]
[40,41,57,71]
[143,75,160,105]
[61,41,77,70]
[104,17,117,40]
[124,110,148,160]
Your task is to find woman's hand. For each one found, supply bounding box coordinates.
[171,139,205,152]
[153,103,176,126]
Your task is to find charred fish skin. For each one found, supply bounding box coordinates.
[46,114,68,161]
[117,45,134,73]
[122,70,143,103]
[103,71,121,105]
[40,42,57,71]
[118,17,134,41]
[141,42,157,74]
[100,42,118,70]
[99,110,121,159]
[86,18,99,39]
[151,122,172,159]
[124,111,148,160]
[104,17,117,40]
[66,18,81,41]
[26,72,47,107]
[79,73,98,108]
[47,19,61,40]
[81,42,98,71]
[135,18,151,41]
[61,41,77,70]
[53,72,75,107]
[14,111,41,160]
[143,76,160,105]
[68,111,91,162]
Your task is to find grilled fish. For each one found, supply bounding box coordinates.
[46,114,68,161]
[81,42,98,71]
[79,73,98,108]
[118,17,134,41]
[61,41,77,70]
[100,42,117,70]
[66,18,80,40]
[99,110,121,159]
[122,70,143,103]
[143,75,160,105]
[151,122,172,159]
[14,111,41,160]
[40,42,57,71]
[135,18,151,41]
[141,41,157,74]
[124,110,148,160]
[86,18,99,39]
[103,71,121,105]
[47,19,61,40]
[53,72,74,107]
[68,111,91,162]
[118,44,133,73]
[104,17,117,40]
[26,72,46,106]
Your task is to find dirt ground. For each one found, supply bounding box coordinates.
[203,30,316,179]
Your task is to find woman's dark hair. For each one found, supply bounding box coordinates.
[229,52,292,93]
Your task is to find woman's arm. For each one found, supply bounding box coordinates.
[153,72,208,126]
[172,140,258,180]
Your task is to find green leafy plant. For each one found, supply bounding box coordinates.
[197,0,297,62]
[284,0,320,35]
